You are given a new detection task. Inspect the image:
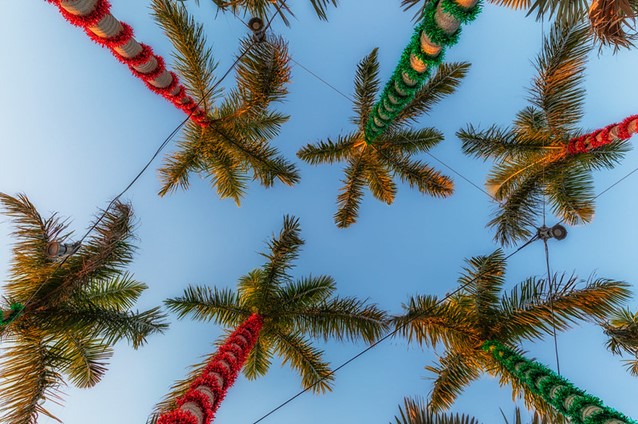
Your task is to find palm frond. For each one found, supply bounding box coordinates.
[352,48,381,128]
[0,334,66,424]
[458,250,507,331]
[426,352,482,411]
[58,201,135,303]
[158,123,209,197]
[209,121,300,187]
[297,133,357,165]
[0,193,70,299]
[382,127,444,155]
[396,62,470,125]
[287,296,388,344]
[53,333,112,388]
[393,295,476,349]
[364,156,397,204]
[260,215,304,284]
[502,274,631,340]
[392,396,481,424]
[459,125,553,162]
[335,155,367,228]
[165,285,249,326]
[529,20,590,134]
[545,162,595,225]
[242,333,273,379]
[72,273,146,311]
[235,35,290,111]
[151,0,218,109]
[273,330,333,393]
[50,303,168,349]
[275,275,336,309]
[383,155,454,197]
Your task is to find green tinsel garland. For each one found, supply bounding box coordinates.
[483,340,637,424]
[364,0,482,144]
[0,303,24,326]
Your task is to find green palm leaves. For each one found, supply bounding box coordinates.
[151,215,388,419]
[459,21,629,246]
[603,308,638,376]
[152,0,299,204]
[392,397,481,424]
[393,249,630,419]
[299,49,469,227]
[0,193,167,424]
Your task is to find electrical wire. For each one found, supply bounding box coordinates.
[250,235,539,424]
[14,13,279,318]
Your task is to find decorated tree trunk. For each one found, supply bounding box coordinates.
[157,314,263,424]
[45,0,209,126]
[0,303,23,326]
[567,114,638,154]
[364,0,481,144]
[483,340,637,424]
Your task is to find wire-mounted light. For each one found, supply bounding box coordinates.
[248,17,266,42]
[537,224,567,241]
[46,241,81,259]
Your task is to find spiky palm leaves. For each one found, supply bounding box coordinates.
[392,397,481,424]
[391,398,549,424]
[298,49,468,227]
[602,308,638,376]
[149,215,388,421]
[152,0,299,205]
[459,22,629,246]
[202,0,338,24]
[0,193,167,424]
[400,0,638,50]
[393,249,630,420]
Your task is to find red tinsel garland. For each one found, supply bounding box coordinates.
[45,0,210,127]
[567,114,638,154]
[157,313,264,424]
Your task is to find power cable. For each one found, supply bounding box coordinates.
[13,13,279,317]
[249,235,539,424]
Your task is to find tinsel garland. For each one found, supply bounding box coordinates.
[483,340,637,424]
[567,114,638,154]
[157,313,264,424]
[44,0,209,127]
[364,0,481,144]
[0,303,24,326]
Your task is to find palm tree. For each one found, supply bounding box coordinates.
[0,193,168,423]
[192,0,339,24]
[152,0,300,205]
[401,0,638,51]
[484,340,636,423]
[298,49,469,227]
[393,249,630,420]
[392,396,480,424]
[152,215,388,423]
[602,308,638,376]
[458,21,632,246]
[391,397,551,424]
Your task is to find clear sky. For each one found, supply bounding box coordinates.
[2,1,638,423]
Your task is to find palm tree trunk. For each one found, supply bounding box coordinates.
[483,340,636,424]
[364,0,481,144]
[157,313,264,424]
[45,0,209,126]
[566,114,638,154]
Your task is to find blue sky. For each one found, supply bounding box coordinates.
[2,1,638,423]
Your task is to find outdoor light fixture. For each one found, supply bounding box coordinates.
[46,241,81,259]
[537,224,568,241]
[549,224,567,240]
[248,17,266,42]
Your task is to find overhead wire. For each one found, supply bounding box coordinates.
[249,234,539,424]
[13,10,279,319]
